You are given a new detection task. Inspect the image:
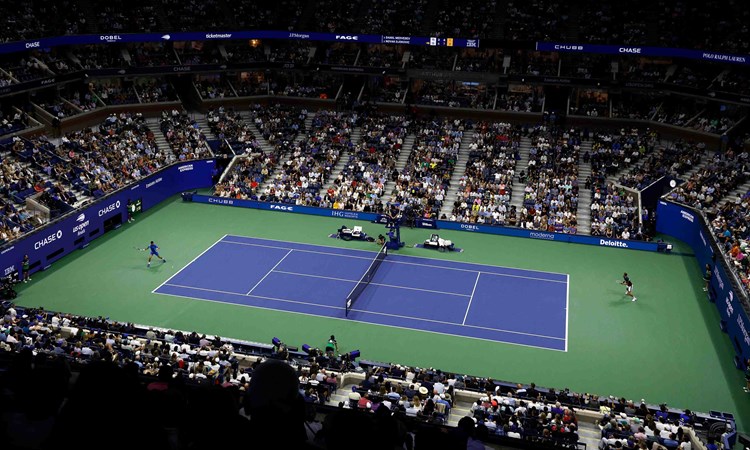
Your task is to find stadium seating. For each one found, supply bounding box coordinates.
[450,122,519,225]
[2,3,750,448]
[391,119,465,219]
[0,299,732,450]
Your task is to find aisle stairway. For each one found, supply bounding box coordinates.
[382,134,415,202]
[322,126,362,193]
[576,140,593,235]
[439,132,472,218]
[717,178,750,208]
[509,136,533,212]
[145,117,172,160]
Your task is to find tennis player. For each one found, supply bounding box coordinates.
[146,241,166,267]
[625,279,636,302]
[620,272,630,286]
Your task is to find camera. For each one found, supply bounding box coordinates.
[0,274,18,300]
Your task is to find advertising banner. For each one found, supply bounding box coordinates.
[193,195,660,251]
[0,31,480,56]
[0,160,215,277]
[656,200,750,361]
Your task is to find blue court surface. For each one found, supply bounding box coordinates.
[153,235,570,351]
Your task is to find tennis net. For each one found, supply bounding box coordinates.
[345,244,388,317]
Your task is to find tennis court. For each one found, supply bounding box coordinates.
[153,235,570,351]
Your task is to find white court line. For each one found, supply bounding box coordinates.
[272,270,472,298]
[152,288,566,352]
[152,234,228,294]
[220,239,566,284]
[224,234,570,276]
[165,282,340,311]
[221,240,376,261]
[463,272,481,325]
[245,249,293,295]
[565,274,570,352]
[272,270,357,283]
[160,282,564,341]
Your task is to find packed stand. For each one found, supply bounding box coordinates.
[668,147,748,210]
[432,0,498,38]
[0,0,88,42]
[249,103,307,151]
[589,183,640,240]
[206,106,262,155]
[325,114,409,212]
[505,0,567,41]
[0,140,55,232]
[55,113,167,196]
[519,126,581,234]
[94,0,161,33]
[577,1,626,45]
[310,0,360,34]
[618,140,706,191]
[710,192,750,294]
[213,152,281,201]
[587,128,659,189]
[159,109,213,161]
[262,111,354,205]
[449,122,519,226]
[0,297,725,450]
[21,137,83,212]
[391,119,465,219]
[360,0,427,35]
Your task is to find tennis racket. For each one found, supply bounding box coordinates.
[134,246,146,252]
